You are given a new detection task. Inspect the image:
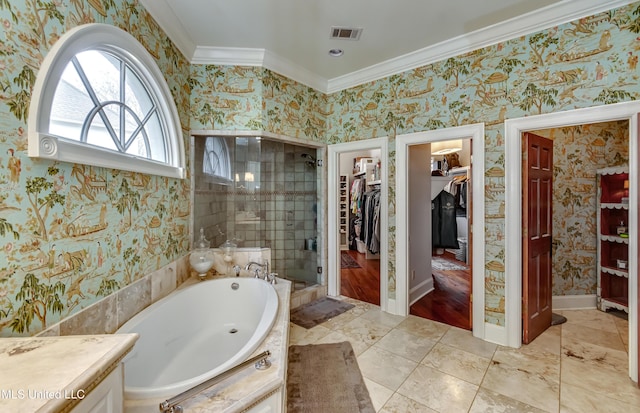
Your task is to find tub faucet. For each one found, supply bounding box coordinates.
[245,261,269,278]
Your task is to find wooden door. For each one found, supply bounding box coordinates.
[522,132,553,344]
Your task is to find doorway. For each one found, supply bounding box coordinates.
[407,139,473,330]
[396,124,486,338]
[327,137,389,312]
[505,103,639,382]
[338,148,382,305]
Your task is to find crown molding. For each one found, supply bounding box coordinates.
[262,50,328,92]
[191,47,266,66]
[325,0,635,93]
[142,0,636,94]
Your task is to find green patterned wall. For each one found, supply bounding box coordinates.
[189,3,640,327]
[326,4,640,326]
[0,0,191,337]
[4,1,639,337]
[532,122,629,296]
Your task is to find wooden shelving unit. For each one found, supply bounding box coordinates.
[597,166,629,313]
[339,174,349,250]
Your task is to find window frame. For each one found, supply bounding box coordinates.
[203,137,233,184]
[28,23,185,179]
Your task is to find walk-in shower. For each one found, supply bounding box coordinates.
[192,135,320,287]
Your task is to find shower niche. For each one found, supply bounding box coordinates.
[192,135,320,287]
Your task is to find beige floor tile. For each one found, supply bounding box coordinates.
[290,301,636,413]
[440,326,498,359]
[469,388,549,413]
[561,335,628,373]
[314,330,371,356]
[358,308,406,329]
[336,315,394,347]
[560,381,639,413]
[421,342,491,385]
[374,328,437,362]
[561,309,620,333]
[561,356,640,406]
[397,365,478,413]
[481,356,560,412]
[358,346,418,391]
[363,377,394,412]
[520,325,562,356]
[492,346,560,378]
[395,315,450,340]
[379,392,437,413]
[561,323,626,352]
[288,322,331,345]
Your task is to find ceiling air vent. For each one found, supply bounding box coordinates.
[330,26,363,40]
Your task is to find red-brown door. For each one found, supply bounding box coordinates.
[522,132,553,344]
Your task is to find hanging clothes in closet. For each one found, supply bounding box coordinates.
[361,188,381,254]
[445,174,468,216]
[432,174,467,249]
[349,177,366,250]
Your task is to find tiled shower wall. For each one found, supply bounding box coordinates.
[193,136,319,286]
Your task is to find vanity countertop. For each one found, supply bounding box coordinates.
[0,333,138,412]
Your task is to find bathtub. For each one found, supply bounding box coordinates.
[116,277,279,401]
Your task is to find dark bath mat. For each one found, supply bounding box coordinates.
[341,251,361,269]
[290,297,355,329]
[287,341,375,413]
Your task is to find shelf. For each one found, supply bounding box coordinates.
[367,180,381,186]
[599,234,629,244]
[597,167,629,313]
[600,203,629,210]
[353,171,366,177]
[601,266,629,278]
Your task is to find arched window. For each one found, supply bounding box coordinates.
[203,137,232,183]
[28,24,185,178]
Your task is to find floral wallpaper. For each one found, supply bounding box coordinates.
[190,2,640,327]
[3,1,639,337]
[190,66,327,143]
[532,122,629,296]
[0,0,191,337]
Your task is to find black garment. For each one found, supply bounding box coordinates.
[432,190,459,249]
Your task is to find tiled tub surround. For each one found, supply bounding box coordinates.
[36,248,271,337]
[125,274,291,412]
[0,334,137,412]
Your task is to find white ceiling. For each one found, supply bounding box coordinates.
[141,0,632,93]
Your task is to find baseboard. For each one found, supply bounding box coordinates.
[483,322,509,346]
[409,278,434,306]
[552,294,597,310]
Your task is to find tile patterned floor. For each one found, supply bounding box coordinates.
[289,297,640,412]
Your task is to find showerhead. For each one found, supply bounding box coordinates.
[301,153,316,168]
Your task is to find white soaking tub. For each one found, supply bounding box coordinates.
[116,277,278,402]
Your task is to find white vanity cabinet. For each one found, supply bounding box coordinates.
[71,364,124,413]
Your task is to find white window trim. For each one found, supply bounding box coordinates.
[28,23,185,179]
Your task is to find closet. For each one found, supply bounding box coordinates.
[350,157,381,259]
[409,138,473,331]
[338,150,382,306]
[431,167,469,262]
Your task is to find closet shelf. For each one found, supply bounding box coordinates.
[601,266,629,278]
[367,180,381,186]
[600,203,629,210]
[599,234,629,244]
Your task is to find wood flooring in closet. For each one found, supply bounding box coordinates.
[340,251,471,330]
